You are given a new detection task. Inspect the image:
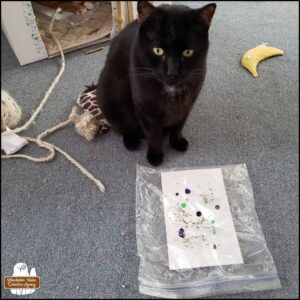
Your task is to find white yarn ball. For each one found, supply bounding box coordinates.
[1,90,22,132]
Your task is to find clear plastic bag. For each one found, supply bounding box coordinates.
[136,163,281,299]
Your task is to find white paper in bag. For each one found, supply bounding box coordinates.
[161,168,243,270]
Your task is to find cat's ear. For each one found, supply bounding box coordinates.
[137,1,157,25]
[195,3,216,30]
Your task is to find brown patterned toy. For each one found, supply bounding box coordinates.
[74,83,110,141]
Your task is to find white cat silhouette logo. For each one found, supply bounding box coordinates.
[4,263,39,295]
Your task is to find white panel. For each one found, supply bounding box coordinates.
[1,1,48,65]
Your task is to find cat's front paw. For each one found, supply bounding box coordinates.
[147,151,164,166]
[170,137,189,152]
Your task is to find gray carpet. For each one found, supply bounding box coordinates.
[1,1,299,299]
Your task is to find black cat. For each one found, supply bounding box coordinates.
[96,1,216,166]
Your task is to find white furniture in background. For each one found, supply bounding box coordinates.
[1,1,48,65]
[1,1,172,66]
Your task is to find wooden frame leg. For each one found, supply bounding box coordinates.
[126,1,134,23]
[116,1,124,31]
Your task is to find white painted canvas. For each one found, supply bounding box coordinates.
[161,168,244,270]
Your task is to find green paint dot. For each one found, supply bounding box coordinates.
[181,202,187,208]
[211,220,215,224]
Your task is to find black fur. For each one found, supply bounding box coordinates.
[96,2,216,165]
[83,82,97,93]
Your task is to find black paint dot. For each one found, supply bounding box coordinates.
[213,244,217,249]
[196,211,202,217]
[175,193,179,196]
[215,205,220,210]
[185,188,191,194]
[179,228,185,238]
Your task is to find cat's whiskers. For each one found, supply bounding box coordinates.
[134,69,155,79]
[133,67,152,70]
[135,73,153,77]
[190,70,205,79]
[133,68,153,74]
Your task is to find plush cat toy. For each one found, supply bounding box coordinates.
[73,84,110,141]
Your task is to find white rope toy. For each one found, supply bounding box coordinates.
[1,8,105,192]
[1,90,22,132]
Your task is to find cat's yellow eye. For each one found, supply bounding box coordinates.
[182,49,194,58]
[153,47,164,56]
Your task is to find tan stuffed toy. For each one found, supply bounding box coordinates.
[72,84,110,141]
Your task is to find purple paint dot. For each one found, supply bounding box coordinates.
[179,228,185,238]
[215,205,220,210]
[185,188,191,194]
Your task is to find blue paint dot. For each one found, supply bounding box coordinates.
[185,188,191,194]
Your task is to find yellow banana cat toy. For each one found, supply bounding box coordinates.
[242,44,284,77]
